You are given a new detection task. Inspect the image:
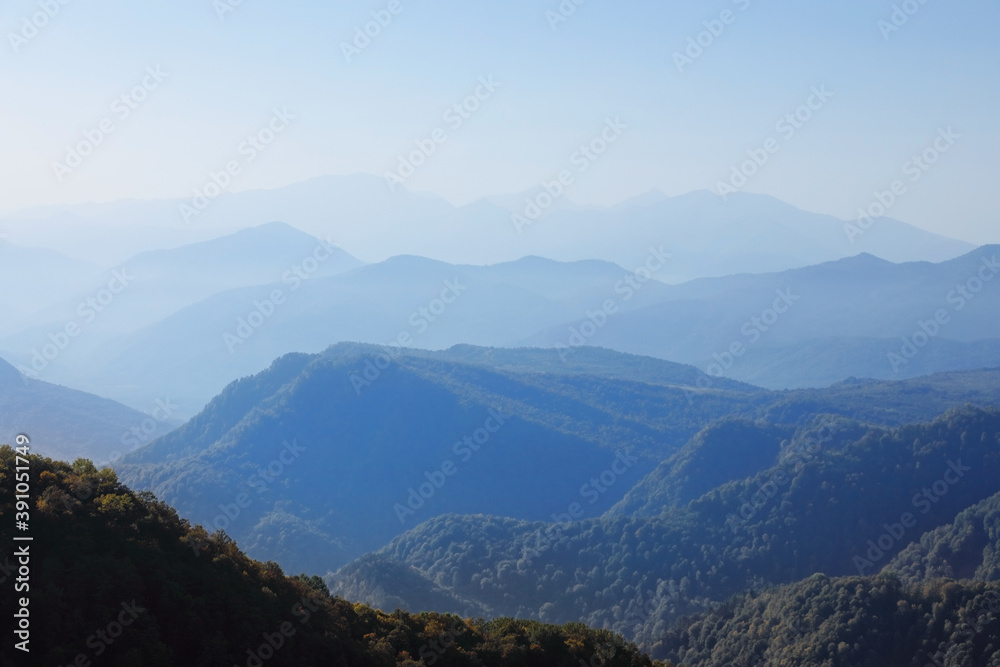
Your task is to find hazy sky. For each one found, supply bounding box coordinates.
[1,0,998,244]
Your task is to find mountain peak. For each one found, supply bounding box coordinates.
[249,220,298,232]
[844,252,892,265]
[615,188,670,209]
[230,220,320,243]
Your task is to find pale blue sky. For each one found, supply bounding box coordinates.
[1,0,998,243]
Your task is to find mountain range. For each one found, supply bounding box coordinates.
[1,216,995,416]
[0,174,975,274]
[3,175,999,666]
[113,344,1000,581]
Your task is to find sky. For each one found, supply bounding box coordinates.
[1,0,998,244]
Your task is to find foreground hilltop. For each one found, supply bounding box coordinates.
[4,446,999,666]
[0,446,656,667]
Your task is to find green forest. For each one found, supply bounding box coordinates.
[0,447,656,667]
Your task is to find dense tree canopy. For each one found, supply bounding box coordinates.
[0,447,658,667]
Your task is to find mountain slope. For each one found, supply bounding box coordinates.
[117,346,751,572]
[0,356,179,464]
[333,406,1000,656]
[0,448,657,667]
[606,418,795,516]
[607,414,871,519]
[658,574,1000,667]
[331,554,492,619]
[116,346,1000,577]
[888,488,1000,585]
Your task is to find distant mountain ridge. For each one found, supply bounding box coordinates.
[2,220,361,339]
[0,222,363,410]
[3,244,994,415]
[523,245,1000,387]
[13,250,674,413]
[0,174,975,274]
[0,240,104,335]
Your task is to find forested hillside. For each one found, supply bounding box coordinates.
[115,346,1000,575]
[659,574,1000,666]
[332,406,1000,657]
[607,418,797,516]
[0,446,658,667]
[889,489,1000,585]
